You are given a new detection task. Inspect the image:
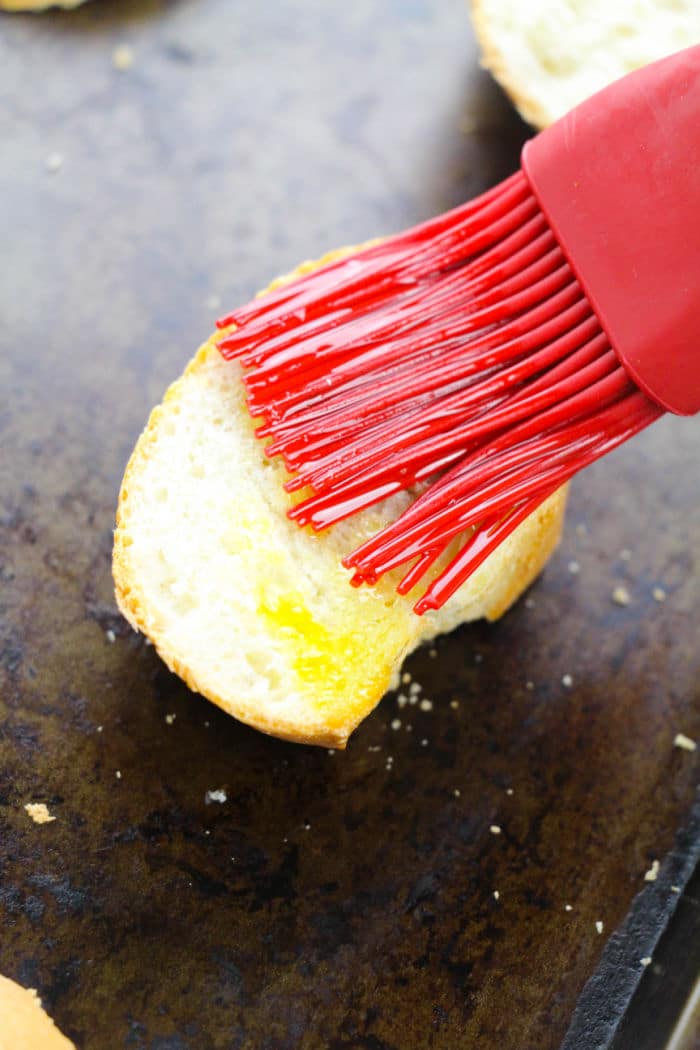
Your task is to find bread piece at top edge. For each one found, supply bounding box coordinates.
[113,248,567,748]
[470,0,700,130]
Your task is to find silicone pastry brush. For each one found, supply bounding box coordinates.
[216,46,700,613]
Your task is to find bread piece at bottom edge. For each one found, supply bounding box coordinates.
[0,975,76,1050]
[113,250,567,748]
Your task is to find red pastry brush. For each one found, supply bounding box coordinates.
[216,46,700,614]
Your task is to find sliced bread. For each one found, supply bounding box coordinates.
[471,0,700,128]
[113,250,567,748]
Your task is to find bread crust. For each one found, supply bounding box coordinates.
[114,250,567,746]
[470,0,550,128]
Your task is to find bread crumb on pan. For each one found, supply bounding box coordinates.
[644,859,660,882]
[112,44,134,71]
[24,802,55,824]
[674,733,697,753]
[612,585,631,607]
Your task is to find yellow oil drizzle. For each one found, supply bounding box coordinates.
[257,592,402,721]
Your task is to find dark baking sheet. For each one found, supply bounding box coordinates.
[1,2,699,1048]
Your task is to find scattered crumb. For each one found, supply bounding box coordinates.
[420,739,429,747]
[390,719,402,731]
[419,699,433,712]
[429,648,437,658]
[453,789,461,797]
[165,713,176,725]
[368,745,382,752]
[568,560,580,575]
[303,822,311,831]
[112,44,134,71]
[205,788,227,804]
[397,694,408,709]
[525,680,534,691]
[620,548,632,561]
[405,724,413,732]
[489,825,502,835]
[524,597,535,609]
[409,695,418,706]
[474,652,484,662]
[409,682,422,696]
[97,725,103,733]
[564,904,573,912]
[562,674,573,688]
[401,672,412,685]
[671,885,681,893]
[595,920,604,935]
[493,890,500,901]
[205,293,221,311]
[105,629,116,643]
[204,721,210,728]
[674,733,697,753]
[24,802,55,824]
[450,700,459,710]
[115,770,122,780]
[640,957,652,967]
[45,151,63,173]
[506,788,514,796]
[612,585,631,607]
[144,638,153,646]
[327,749,335,756]
[652,586,667,602]
[644,859,660,883]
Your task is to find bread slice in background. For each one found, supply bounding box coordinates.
[0,975,76,1050]
[471,0,700,128]
[114,251,567,748]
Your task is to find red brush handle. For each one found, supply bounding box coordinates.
[522,44,700,416]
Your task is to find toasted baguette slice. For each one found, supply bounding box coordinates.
[471,0,700,128]
[113,249,567,748]
[0,975,75,1050]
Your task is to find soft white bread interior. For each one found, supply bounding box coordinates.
[471,0,700,128]
[0,975,76,1050]
[113,250,567,748]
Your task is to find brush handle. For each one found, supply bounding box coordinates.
[522,45,700,416]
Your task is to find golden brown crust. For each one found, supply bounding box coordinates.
[113,251,567,746]
[470,0,550,129]
[0,975,75,1050]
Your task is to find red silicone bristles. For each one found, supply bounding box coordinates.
[215,169,663,612]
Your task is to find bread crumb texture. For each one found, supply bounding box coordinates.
[0,975,75,1050]
[471,0,700,128]
[114,250,567,747]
